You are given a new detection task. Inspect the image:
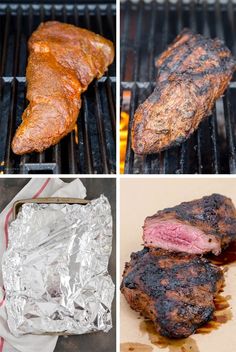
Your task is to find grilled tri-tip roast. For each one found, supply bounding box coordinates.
[143,194,236,255]
[121,248,224,338]
[132,29,236,154]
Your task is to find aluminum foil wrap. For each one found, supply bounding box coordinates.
[2,195,114,337]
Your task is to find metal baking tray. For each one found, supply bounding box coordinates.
[13,197,90,220]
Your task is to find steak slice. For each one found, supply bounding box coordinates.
[132,29,236,154]
[143,194,236,255]
[12,21,114,155]
[121,248,224,339]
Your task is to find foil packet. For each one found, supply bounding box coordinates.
[2,195,114,337]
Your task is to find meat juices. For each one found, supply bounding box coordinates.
[121,248,224,339]
[12,21,114,154]
[143,194,236,255]
[132,29,236,155]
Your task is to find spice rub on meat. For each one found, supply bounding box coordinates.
[132,29,236,154]
[143,194,236,255]
[12,21,114,155]
[121,248,224,338]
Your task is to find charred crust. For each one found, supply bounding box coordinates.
[132,29,235,155]
[155,193,236,243]
[121,249,223,338]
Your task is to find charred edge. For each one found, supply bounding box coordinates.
[155,298,215,339]
[158,30,232,72]
[160,194,227,224]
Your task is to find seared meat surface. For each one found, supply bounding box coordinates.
[144,194,236,255]
[12,21,114,154]
[121,248,224,338]
[132,29,235,154]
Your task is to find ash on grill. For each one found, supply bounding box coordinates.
[0,3,116,174]
[120,0,236,174]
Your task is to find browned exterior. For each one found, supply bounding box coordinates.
[121,248,224,338]
[12,21,114,155]
[144,193,236,252]
[132,29,236,154]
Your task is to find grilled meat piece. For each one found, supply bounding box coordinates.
[121,248,224,338]
[12,21,114,154]
[132,29,236,154]
[143,194,236,255]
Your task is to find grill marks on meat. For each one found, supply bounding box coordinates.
[132,29,236,154]
[12,21,114,155]
[143,194,236,255]
[121,248,224,338]
[122,194,236,338]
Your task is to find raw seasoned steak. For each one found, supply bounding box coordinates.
[132,29,236,154]
[12,21,114,155]
[143,194,236,255]
[121,248,224,338]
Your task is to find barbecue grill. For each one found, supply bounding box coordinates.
[0,1,116,174]
[120,0,236,174]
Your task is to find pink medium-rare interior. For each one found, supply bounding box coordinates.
[143,218,221,255]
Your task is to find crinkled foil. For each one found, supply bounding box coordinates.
[2,195,114,337]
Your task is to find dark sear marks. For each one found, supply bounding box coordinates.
[132,29,236,154]
[121,248,224,339]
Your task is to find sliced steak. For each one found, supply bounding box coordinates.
[132,29,236,154]
[143,194,236,255]
[121,248,224,338]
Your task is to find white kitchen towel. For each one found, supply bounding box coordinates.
[0,178,87,352]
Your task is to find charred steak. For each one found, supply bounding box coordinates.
[132,29,236,154]
[143,194,236,255]
[121,248,224,338]
[12,21,114,155]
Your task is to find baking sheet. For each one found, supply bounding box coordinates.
[120,178,236,352]
[13,197,89,219]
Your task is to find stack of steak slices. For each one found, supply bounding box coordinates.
[121,194,236,338]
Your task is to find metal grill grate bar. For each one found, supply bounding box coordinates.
[81,95,93,173]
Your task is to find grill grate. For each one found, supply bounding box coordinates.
[0,3,116,174]
[121,0,236,174]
